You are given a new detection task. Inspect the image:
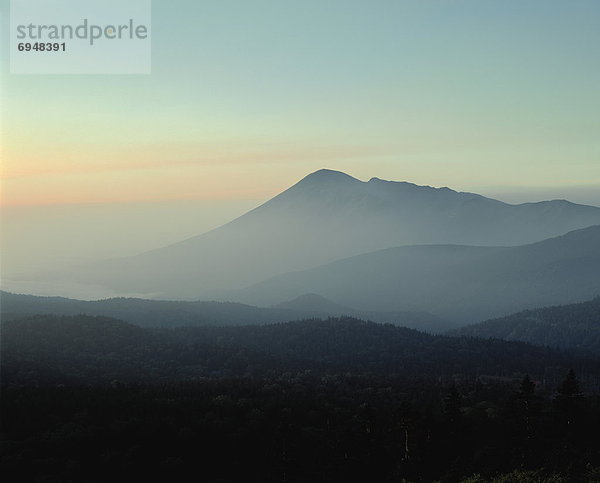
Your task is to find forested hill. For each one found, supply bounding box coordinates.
[0,290,447,332]
[0,291,300,327]
[452,297,600,354]
[167,321,588,379]
[2,314,598,388]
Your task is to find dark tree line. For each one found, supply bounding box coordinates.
[2,371,600,482]
[2,314,600,481]
[3,315,599,388]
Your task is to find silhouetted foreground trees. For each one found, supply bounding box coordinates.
[2,315,600,482]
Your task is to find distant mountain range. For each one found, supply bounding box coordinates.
[0,290,448,332]
[452,296,600,354]
[63,169,600,299]
[231,225,600,322]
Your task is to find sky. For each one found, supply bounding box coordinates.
[1,0,600,279]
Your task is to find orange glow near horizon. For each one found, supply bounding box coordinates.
[0,141,390,205]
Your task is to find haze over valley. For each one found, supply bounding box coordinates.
[12,169,598,313]
[4,169,600,331]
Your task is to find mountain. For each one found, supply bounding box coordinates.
[62,169,600,299]
[0,290,448,332]
[230,225,600,323]
[451,297,600,354]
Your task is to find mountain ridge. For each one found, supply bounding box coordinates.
[451,296,600,353]
[230,225,600,322]
[0,289,448,332]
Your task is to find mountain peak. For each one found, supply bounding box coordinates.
[277,169,363,197]
[299,169,361,185]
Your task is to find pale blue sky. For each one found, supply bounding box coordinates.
[2,0,600,206]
